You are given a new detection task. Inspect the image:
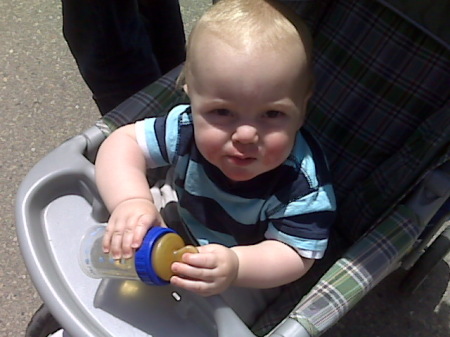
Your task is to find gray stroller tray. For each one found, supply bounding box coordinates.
[16,126,305,337]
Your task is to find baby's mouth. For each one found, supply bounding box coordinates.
[226,154,257,166]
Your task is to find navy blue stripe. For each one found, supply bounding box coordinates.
[154,117,168,163]
[274,166,314,204]
[177,123,195,157]
[202,159,308,200]
[301,128,333,186]
[271,211,336,240]
[177,189,265,245]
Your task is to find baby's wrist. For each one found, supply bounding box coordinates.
[228,247,240,285]
[114,197,153,210]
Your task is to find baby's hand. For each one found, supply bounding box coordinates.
[103,198,165,259]
[170,244,239,296]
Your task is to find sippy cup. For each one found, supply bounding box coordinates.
[79,225,198,285]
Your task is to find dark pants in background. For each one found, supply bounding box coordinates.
[61,0,186,114]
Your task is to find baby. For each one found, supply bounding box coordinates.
[95,0,336,297]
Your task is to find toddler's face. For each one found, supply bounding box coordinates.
[185,32,310,182]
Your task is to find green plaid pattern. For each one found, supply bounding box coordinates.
[286,205,423,336]
[95,66,188,135]
[95,0,449,336]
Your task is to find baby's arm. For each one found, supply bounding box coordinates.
[171,240,313,296]
[231,240,314,288]
[95,124,165,259]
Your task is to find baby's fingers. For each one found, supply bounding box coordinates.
[181,252,217,269]
[170,276,215,296]
[102,216,141,259]
[130,214,155,249]
[171,261,213,282]
[102,223,115,254]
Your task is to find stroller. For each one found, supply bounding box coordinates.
[16,0,449,336]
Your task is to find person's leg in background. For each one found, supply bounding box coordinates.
[138,0,186,75]
[61,0,186,115]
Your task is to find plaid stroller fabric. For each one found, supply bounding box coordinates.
[97,66,189,133]
[252,0,449,335]
[96,0,449,336]
[304,0,449,241]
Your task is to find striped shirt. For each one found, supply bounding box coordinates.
[136,105,336,259]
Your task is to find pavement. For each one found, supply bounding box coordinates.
[0,0,448,336]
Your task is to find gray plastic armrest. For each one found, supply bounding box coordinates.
[16,127,110,337]
[267,318,311,337]
[209,296,256,337]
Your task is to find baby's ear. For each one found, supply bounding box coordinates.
[297,92,313,129]
[183,84,189,95]
[304,89,313,106]
[301,90,313,116]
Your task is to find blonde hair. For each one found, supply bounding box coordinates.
[179,0,314,92]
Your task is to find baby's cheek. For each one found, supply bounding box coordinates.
[196,135,225,161]
[263,135,293,165]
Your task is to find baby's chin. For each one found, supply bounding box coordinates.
[221,168,262,183]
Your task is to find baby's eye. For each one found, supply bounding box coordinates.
[264,110,285,118]
[212,109,232,117]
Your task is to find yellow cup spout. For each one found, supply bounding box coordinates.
[151,233,198,281]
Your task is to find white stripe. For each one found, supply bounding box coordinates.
[135,120,158,167]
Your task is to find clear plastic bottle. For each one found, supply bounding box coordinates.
[79,225,197,285]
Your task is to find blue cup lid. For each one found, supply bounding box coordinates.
[135,227,175,286]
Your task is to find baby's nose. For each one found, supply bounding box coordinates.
[232,125,259,144]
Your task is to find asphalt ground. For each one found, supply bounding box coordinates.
[1,1,449,336]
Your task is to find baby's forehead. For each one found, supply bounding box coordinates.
[191,26,306,58]
[189,31,310,81]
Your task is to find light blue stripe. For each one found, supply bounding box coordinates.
[265,223,328,252]
[178,105,193,125]
[267,184,336,219]
[290,133,318,189]
[184,161,265,225]
[164,105,189,163]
